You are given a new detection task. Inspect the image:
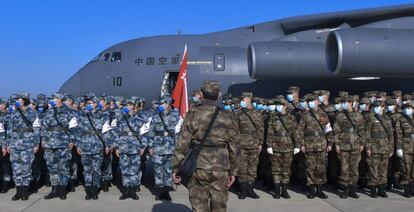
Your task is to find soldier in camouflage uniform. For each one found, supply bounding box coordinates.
[334,96,366,199]
[385,98,403,191]
[358,97,372,189]
[75,94,110,200]
[397,102,414,197]
[173,80,240,212]
[235,92,264,199]
[0,98,12,193]
[266,97,302,199]
[299,94,334,199]
[41,93,77,200]
[365,100,394,198]
[110,97,147,200]
[148,96,181,201]
[6,93,40,201]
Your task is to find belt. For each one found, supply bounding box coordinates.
[46,127,67,132]
[240,130,255,134]
[304,131,323,137]
[192,143,227,149]
[275,132,289,137]
[155,131,175,137]
[371,132,387,139]
[403,133,414,139]
[341,128,354,133]
[13,128,33,133]
[83,130,102,136]
[120,131,138,137]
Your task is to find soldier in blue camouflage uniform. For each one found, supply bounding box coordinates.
[148,96,181,201]
[0,97,12,193]
[135,97,151,187]
[75,94,110,200]
[110,97,147,200]
[41,93,77,200]
[6,93,40,201]
[98,94,114,192]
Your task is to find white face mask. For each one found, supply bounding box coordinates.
[318,96,325,103]
[359,104,367,111]
[387,105,395,113]
[276,105,285,113]
[268,105,276,111]
[299,102,308,110]
[334,104,342,111]
[405,108,413,116]
[374,106,383,115]
[342,102,350,111]
[308,101,316,109]
[353,102,358,110]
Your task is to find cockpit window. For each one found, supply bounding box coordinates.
[103,53,111,62]
[111,52,122,62]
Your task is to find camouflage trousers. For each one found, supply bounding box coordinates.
[81,154,103,187]
[189,169,229,212]
[401,153,414,185]
[102,153,113,182]
[0,152,12,182]
[120,154,140,186]
[238,148,259,183]
[153,154,172,188]
[44,148,71,186]
[270,152,293,184]
[367,153,389,186]
[305,151,327,185]
[10,149,34,186]
[69,147,81,181]
[338,150,361,186]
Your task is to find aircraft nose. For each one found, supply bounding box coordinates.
[59,73,81,96]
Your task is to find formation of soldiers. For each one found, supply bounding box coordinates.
[0,92,180,201]
[1,84,414,209]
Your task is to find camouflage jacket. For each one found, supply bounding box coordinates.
[398,114,414,154]
[75,110,107,155]
[235,109,264,149]
[109,111,148,155]
[172,100,240,176]
[41,106,76,149]
[365,114,394,154]
[0,111,10,147]
[148,109,180,155]
[267,112,302,153]
[333,111,366,151]
[386,112,403,150]
[299,109,333,152]
[6,109,40,150]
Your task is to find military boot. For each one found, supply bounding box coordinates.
[349,185,359,199]
[281,184,290,199]
[21,186,29,201]
[163,189,172,201]
[378,185,388,198]
[370,186,378,198]
[316,185,328,199]
[339,185,349,199]
[155,187,164,201]
[403,184,411,198]
[59,186,67,200]
[272,183,280,199]
[68,179,76,192]
[410,183,414,196]
[238,183,247,199]
[102,180,110,192]
[307,185,316,199]
[129,186,139,200]
[12,186,22,201]
[1,181,10,193]
[85,186,92,200]
[91,186,99,200]
[247,183,260,199]
[44,186,59,199]
[119,186,128,200]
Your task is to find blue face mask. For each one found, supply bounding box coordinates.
[8,106,14,113]
[252,102,257,108]
[404,108,413,116]
[224,105,232,111]
[192,96,199,103]
[276,105,284,113]
[299,102,308,110]
[38,107,44,113]
[114,103,118,108]
[49,100,56,107]
[86,104,94,112]
[334,104,341,111]
[342,102,350,110]
[15,101,21,108]
[318,96,325,103]
[374,106,383,115]
[360,104,367,111]
[263,105,269,111]
[123,106,129,113]
[308,101,316,109]
[240,101,247,108]
[97,102,103,110]
[387,105,395,113]
[268,105,276,111]
[287,94,294,102]
[257,104,263,110]
[157,105,165,113]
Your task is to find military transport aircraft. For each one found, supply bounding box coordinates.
[59,4,414,102]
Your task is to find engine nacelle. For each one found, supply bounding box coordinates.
[248,41,331,79]
[326,28,414,77]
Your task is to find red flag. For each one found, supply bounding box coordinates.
[172,44,189,118]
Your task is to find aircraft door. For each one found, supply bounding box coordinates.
[160,71,179,97]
